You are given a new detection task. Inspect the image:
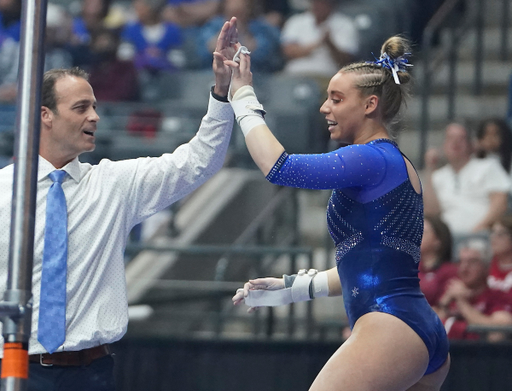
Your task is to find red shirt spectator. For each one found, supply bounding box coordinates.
[487,215,512,295]
[444,287,511,340]
[419,262,458,307]
[419,216,456,307]
[438,237,512,342]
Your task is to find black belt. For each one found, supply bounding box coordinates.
[29,344,111,366]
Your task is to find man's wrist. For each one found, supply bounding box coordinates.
[212,85,229,102]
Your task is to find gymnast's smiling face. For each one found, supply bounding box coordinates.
[319,72,373,145]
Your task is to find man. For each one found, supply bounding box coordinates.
[0,17,237,391]
[437,238,512,342]
[423,122,511,236]
[280,0,359,81]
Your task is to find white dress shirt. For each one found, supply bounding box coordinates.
[432,157,511,235]
[0,94,233,355]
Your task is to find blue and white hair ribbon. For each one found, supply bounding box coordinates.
[372,52,412,84]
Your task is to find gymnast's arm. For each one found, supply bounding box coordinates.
[232,267,341,311]
[225,53,385,190]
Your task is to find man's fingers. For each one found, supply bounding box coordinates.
[215,21,231,52]
[227,17,238,44]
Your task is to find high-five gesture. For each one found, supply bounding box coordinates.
[212,17,239,97]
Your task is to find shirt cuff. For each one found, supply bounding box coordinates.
[210,86,229,102]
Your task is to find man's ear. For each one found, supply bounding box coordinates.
[41,106,53,128]
[364,95,379,115]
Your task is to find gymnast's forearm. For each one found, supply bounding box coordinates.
[326,267,342,297]
[245,124,285,176]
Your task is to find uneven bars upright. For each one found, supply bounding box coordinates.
[0,1,47,390]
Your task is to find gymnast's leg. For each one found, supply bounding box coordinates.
[407,355,450,391]
[309,312,432,391]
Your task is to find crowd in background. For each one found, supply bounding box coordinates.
[2,0,512,343]
[0,0,445,103]
[419,119,512,343]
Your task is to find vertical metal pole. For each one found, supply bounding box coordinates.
[1,1,47,390]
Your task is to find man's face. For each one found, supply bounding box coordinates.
[443,124,472,163]
[457,248,487,289]
[311,0,334,22]
[43,76,99,161]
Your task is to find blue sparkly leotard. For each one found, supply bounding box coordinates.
[266,138,448,375]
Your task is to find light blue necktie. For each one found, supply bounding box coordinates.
[38,170,68,354]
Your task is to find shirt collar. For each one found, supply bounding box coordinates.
[38,156,82,183]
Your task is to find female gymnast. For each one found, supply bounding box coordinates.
[225,27,451,391]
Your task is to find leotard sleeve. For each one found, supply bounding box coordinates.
[266,144,387,190]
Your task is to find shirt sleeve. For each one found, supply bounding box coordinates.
[266,144,386,190]
[481,159,511,193]
[98,94,233,227]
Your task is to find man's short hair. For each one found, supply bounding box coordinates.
[42,67,89,113]
[457,236,492,263]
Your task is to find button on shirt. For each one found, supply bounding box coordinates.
[0,95,233,355]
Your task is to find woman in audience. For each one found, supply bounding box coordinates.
[487,214,512,296]
[475,118,512,175]
[419,216,458,308]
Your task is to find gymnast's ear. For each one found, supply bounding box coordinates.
[364,95,379,115]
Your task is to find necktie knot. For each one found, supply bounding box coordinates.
[49,170,66,184]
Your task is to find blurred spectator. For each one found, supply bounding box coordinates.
[475,118,512,184]
[419,216,458,307]
[72,0,113,45]
[88,28,140,102]
[69,0,126,68]
[0,32,18,103]
[0,3,74,103]
[44,4,73,72]
[119,0,183,73]
[163,0,220,28]
[423,122,511,236]
[0,0,21,42]
[196,0,282,72]
[437,237,512,342]
[280,0,358,84]
[488,214,512,295]
[257,0,291,29]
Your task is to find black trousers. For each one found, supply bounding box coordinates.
[0,355,115,391]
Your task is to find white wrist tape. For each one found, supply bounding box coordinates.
[311,269,329,298]
[231,85,266,137]
[228,46,251,102]
[244,269,329,307]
